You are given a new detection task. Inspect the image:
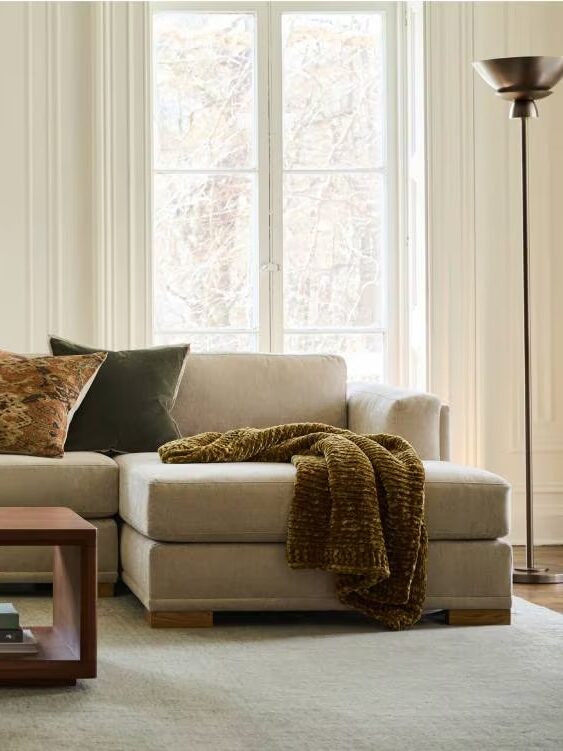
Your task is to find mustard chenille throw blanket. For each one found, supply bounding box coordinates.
[159,423,427,630]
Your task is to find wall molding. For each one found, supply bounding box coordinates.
[93,1,150,349]
[94,1,114,348]
[511,489,563,546]
[46,3,63,336]
[127,1,136,345]
[25,3,34,350]
[425,1,477,465]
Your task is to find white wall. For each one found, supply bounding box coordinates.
[427,1,563,543]
[0,1,149,353]
[0,2,95,352]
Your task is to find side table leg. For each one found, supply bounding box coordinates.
[53,543,97,677]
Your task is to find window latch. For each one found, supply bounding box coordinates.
[260,262,281,272]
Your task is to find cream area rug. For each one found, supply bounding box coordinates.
[0,595,562,751]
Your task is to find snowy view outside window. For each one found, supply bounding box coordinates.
[152,8,388,380]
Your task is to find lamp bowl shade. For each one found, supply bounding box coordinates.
[473,56,563,101]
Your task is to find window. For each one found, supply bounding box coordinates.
[152,10,260,353]
[151,2,422,384]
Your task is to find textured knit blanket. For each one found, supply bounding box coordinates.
[159,423,427,630]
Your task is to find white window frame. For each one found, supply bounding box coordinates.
[149,0,413,386]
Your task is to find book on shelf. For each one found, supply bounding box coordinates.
[0,603,19,630]
[0,628,23,643]
[0,629,38,656]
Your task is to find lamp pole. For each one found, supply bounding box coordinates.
[473,56,563,584]
[519,114,534,573]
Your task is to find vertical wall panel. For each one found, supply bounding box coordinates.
[29,3,49,352]
[58,2,95,343]
[93,2,150,350]
[425,1,477,465]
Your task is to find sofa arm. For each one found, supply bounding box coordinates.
[347,383,445,461]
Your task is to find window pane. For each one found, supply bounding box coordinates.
[153,174,257,335]
[285,332,384,382]
[153,12,255,169]
[282,13,384,169]
[154,331,257,352]
[283,173,384,329]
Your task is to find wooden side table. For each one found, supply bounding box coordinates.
[0,507,97,687]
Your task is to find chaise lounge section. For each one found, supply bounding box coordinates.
[117,354,512,627]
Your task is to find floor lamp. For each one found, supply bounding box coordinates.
[473,56,563,584]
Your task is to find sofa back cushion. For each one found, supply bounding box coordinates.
[172,353,347,436]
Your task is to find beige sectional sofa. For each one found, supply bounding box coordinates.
[0,353,513,625]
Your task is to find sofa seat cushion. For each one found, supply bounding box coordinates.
[0,452,118,517]
[117,455,510,542]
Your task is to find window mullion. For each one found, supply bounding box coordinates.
[255,5,271,352]
[256,2,273,353]
[267,3,284,353]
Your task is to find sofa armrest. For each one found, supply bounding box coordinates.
[347,382,444,461]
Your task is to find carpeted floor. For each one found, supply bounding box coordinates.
[0,595,562,750]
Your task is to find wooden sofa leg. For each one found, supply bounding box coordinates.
[97,582,115,598]
[446,609,511,626]
[145,610,214,628]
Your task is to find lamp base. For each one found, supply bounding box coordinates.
[513,566,563,584]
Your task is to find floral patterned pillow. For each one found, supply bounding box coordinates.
[0,350,107,458]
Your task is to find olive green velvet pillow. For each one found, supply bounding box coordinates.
[49,336,189,453]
